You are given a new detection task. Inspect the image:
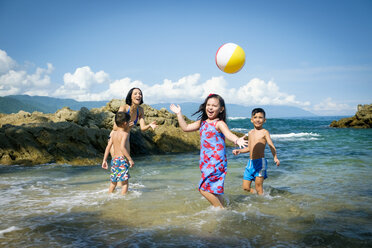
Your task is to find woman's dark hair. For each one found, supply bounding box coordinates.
[125,88,144,105]
[192,94,226,122]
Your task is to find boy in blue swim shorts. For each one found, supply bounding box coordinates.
[102,111,134,195]
[233,108,280,195]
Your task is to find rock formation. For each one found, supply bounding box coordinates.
[1,100,239,165]
[330,104,372,128]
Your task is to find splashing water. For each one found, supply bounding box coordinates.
[1,117,371,247]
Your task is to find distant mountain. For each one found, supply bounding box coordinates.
[151,102,317,119]
[0,96,43,114]
[0,95,107,114]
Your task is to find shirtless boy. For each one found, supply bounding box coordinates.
[102,112,134,195]
[233,108,280,195]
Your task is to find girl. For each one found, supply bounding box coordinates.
[170,94,247,208]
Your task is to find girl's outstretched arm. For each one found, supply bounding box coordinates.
[170,104,201,132]
[217,121,248,148]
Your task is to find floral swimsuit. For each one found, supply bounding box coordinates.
[198,120,227,194]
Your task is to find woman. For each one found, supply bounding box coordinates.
[112,87,157,153]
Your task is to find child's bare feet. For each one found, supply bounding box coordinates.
[250,188,257,194]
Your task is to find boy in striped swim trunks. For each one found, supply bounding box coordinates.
[102,111,134,195]
[233,108,280,195]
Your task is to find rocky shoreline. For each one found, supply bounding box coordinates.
[330,104,372,128]
[0,100,238,166]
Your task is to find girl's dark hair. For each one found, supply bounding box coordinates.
[192,94,226,122]
[125,88,144,105]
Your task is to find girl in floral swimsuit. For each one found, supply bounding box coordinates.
[170,94,247,208]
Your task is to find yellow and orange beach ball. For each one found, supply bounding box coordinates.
[215,43,245,74]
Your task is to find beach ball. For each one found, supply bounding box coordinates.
[215,43,245,73]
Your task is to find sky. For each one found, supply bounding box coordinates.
[0,0,371,116]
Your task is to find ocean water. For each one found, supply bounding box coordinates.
[1,117,371,247]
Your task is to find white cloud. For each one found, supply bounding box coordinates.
[106,77,146,100]
[0,50,54,96]
[0,84,19,96]
[54,71,146,101]
[143,74,204,103]
[53,86,88,101]
[53,66,310,109]
[202,76,230,98]
[231,78,310,106]
[312,97,356,115]
[104,75,308,108]
[63,66,109,90]
[54,66,111,101]
[0,49,16,75]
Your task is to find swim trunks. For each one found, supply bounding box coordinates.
[243,158,267,181]
[110,156,130,182]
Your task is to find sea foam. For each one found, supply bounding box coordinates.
[271,132,320,141]
[231,128,249,134]
[0,226,22,238]
[228,117,248,120]
[230,131,321,141]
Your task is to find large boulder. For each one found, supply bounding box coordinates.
[105,99,125,112]
[330,104,372,128]
[0,102,201,165]
[0,122,109,165]
[55,107,78,122]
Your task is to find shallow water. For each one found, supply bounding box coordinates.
[1,117,372,247]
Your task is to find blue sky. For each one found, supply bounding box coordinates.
[0,0,371,115]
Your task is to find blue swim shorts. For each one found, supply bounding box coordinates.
[110,156,130,182]
[243,158,267,181]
